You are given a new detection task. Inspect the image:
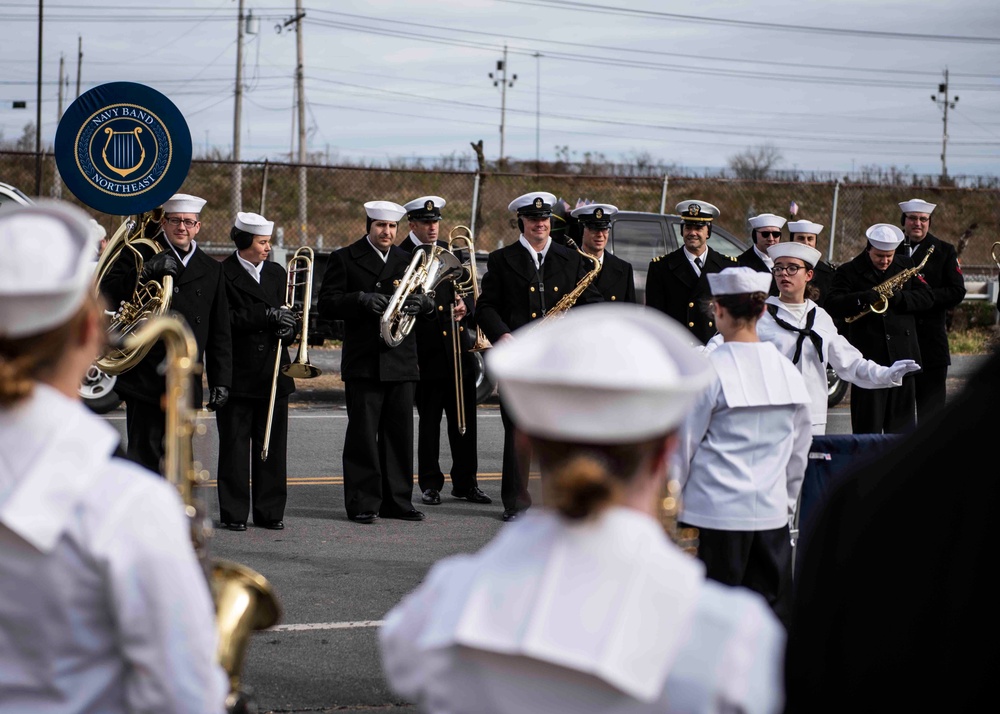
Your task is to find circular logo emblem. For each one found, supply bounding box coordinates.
[533,197,544,209]
[55,82,192,215]
[594,207,604,220]
[687,203,701,217]
[424,199,434,211]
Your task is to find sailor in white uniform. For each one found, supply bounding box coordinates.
[704,243,920,434]
[0,201,227,714]
[380,303,786,714]
[672,267,812,627]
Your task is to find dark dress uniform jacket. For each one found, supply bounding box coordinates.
[221,255,295,399]
[737,246,779,296]
[594,250,637,303]
[824,251,934,366]
[100,235,232,407]
[908,233,965,369]
[810,260,836,308]
[317,236,420,382]
[477,239,603,341]
[645,246,736,344]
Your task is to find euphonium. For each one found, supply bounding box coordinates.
[380,245,463,347]
[541,236,602,322]
[123,315,282,714]
[446,225,491,352]
[845,245,935,323]
[94,208,173,375]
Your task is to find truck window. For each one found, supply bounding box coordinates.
[610,220,667,269]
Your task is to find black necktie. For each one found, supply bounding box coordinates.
[767,304,823,365]
[694,256,703,271]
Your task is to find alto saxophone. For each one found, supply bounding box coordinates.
[845,245,935,324]
[541,237,602,321]
[124,315,281,714]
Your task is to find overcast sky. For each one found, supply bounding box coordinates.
[2,0,999,177]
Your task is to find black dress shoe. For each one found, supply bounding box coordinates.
[350,512,378,524]
[421,488,442,505]
[224,522,247,531]
[452,487,492,504]
[502,509,524,522]
[258,520,284,530]
[392,509,426,522]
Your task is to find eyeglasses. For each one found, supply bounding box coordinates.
[771,264,806,275]
[758,231,782,238]
[165,217,199,228]
[905,215,930,223]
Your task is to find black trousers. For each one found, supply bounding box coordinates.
[215,395,288,525]
[914,365,948,424]
[850,375,917,434]
[343,379,416,518]
[124,397,166,475]
[415,373,478,494]
[499,395,532,513]
[686,523,793,628]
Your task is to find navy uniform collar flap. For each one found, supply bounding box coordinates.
[175,247,207,285]
[349,237,389,278]
[224,255,267,301]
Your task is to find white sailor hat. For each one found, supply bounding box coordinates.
[768,242,822,268]
[403,195,446,221]
[234,211,274,236]
[0,201,96,339]
[787,220,824,235]
[162,193,207,215]
[88,218,107,244]
[707,266,774,296]
[508,191,557,218]
[486,304,713,443]
[865,223,905,251]
[675,199,720,223]
[364,200,407,222]
[898,198,936,215]
[570,203,618,227]
[748,213,787,230]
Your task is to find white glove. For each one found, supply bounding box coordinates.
[887,359,921,384]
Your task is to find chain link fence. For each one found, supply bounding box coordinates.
[3,150,998,276]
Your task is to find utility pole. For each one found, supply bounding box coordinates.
[488,45,517,164]
[534,52,541,168]
[54,53,65,198]
[232,0,245,216]
[931,67,958,182]
[295,0,307,243]
[34,0,44,197]
[75,35,82,98]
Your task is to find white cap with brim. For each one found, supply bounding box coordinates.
[768,242,822,268]
[162,193,207,214]
[364,200,406,222]
[508,191,557,216]
[707,266,774,295]
[899,198,936,215]
[675,200,720,223]
[234,211,274,236]
[0,201,95,339]
[866,223,905,251]
[748,214,787,230]
[486,304,713,444]
[787,220,824,235]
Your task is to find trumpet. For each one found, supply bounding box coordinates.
[380,245,463,347]
[263,246,322,462]
[123,315,281,714]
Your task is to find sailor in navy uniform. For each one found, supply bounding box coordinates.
[787,220,836,308]
[737,213,784,296]
[645,200,736,344]
[570,203,636,303]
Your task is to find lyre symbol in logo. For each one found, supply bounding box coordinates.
[102,126,145,178]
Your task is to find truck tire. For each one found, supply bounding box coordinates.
[472,351,496,404]
[827,366,849,408]
[80,364,122,414]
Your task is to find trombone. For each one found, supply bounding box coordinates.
[992,241,1000,271]
[262,246,322,461]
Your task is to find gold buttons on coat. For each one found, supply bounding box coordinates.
[530,286,536,292]
[688,322,695,327]
[611,296,617,301]
[688,301,694,308]
[553,286,559,292]
[531,312,537,318]
[438,305,444,311]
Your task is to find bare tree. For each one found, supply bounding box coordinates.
[727,144,783,180]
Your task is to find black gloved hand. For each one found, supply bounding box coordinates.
[276,324,296,342]
[402,293,435,316]
[887,290,905,308]
[206,386,229,411]
[861,289,880,306]
[359,292,390,315]
[139,251,180,282]
[266,307,297,334]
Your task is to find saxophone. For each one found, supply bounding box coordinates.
[541,237,602,321]
[845,245,935,323]
[123,315,281,714]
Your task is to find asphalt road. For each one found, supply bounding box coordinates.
[97,353,990,712]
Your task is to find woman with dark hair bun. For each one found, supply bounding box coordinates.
[672,266,812,628]
[380,303,786,714]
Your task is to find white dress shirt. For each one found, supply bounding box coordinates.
[380,507,785,714]
[0,385,227,714]
[236,250,264,283]
[673,341,812,529]
[704,297,905,434]
[518,235,551,269]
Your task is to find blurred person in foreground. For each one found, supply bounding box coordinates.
[785,347,1000,713]
[0,201,226,713]
[380,303,785,714]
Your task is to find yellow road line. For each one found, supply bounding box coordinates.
[200,473,542,487]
